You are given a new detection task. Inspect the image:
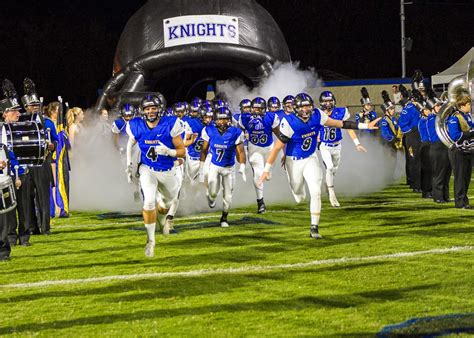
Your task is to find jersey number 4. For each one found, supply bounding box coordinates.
[146,147,159,162]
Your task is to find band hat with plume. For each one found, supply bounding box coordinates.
[381,90,395,113]
[21,77,41,107]
[0,79,22,114]
[424,88,443,110]
[360,87,371,105]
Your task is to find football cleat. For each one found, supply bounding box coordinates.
[144,241,155,258]
[310,225,322,239]
[163,218,173,236]
[220,221,229,228]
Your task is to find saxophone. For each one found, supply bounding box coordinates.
[395,128,404,150]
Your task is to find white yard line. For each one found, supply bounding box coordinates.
[1,246,471,289]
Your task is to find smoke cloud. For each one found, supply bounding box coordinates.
[70,63,404,215]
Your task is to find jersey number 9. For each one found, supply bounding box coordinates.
[301,137,313,151]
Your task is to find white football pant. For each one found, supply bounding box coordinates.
[285,153,322,225]
[167,161,185,217]
[247,142,273,200]
[139,165,180,212]
[207,163,235,212]
[320,143,342,187]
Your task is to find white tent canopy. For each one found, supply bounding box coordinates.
[431,48,474,85]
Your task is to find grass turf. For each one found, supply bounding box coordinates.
[0,182,473,337]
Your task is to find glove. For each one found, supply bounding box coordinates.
[238,163,246,182]
[125,164,133,184]
[193,161,205,183]
[155,145,169,155]
[155,144,177,157]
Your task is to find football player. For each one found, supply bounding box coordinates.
[198,107,246,227]
[259,93,380,239]
[163,102,192,234]
[239,97,280,213]
[126,95,185,257]
[318,91,367,207]
[112,103,136,154]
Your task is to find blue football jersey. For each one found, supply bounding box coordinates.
[202,125,243,167]
[239,112,279,147]
[186,117,205,159]
[319,107,350,144]
[280,109,326,159]
[127,116,184,171]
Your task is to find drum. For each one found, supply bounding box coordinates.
[1,121,48,166]
[0,175,17,215]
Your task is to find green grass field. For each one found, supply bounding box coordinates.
[0,182,473,337]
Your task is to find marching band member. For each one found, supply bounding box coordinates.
[356,87,377,136]
[126,94,185,257]
[426,90,451,203]
[399,84,422,193]
[446,92,473,209]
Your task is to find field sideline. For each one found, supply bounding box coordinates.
[0,182,473,336]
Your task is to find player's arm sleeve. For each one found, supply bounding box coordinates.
[235,130,244,145]
[111,121,120,134]
[343,108,351,121]
[272,114,280,128]
[170,119,185,138]
[319,110,329,126]
[201,127,210,142]
[279,118,294,143]
[125,121,136,142]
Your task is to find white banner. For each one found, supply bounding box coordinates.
[163,15,239,48]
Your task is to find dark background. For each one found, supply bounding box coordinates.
[0,0,473,107]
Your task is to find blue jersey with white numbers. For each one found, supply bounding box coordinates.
[447,111,473,142]
[399,102,421,133]
[280,110,324,159]
[319,107,349,144]
[239,112,278,147]
[203,125,243,167]
[380,116,399,142]
[127,116,182,171]
[186,117,205,159]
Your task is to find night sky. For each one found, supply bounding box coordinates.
[0,0,473,107]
